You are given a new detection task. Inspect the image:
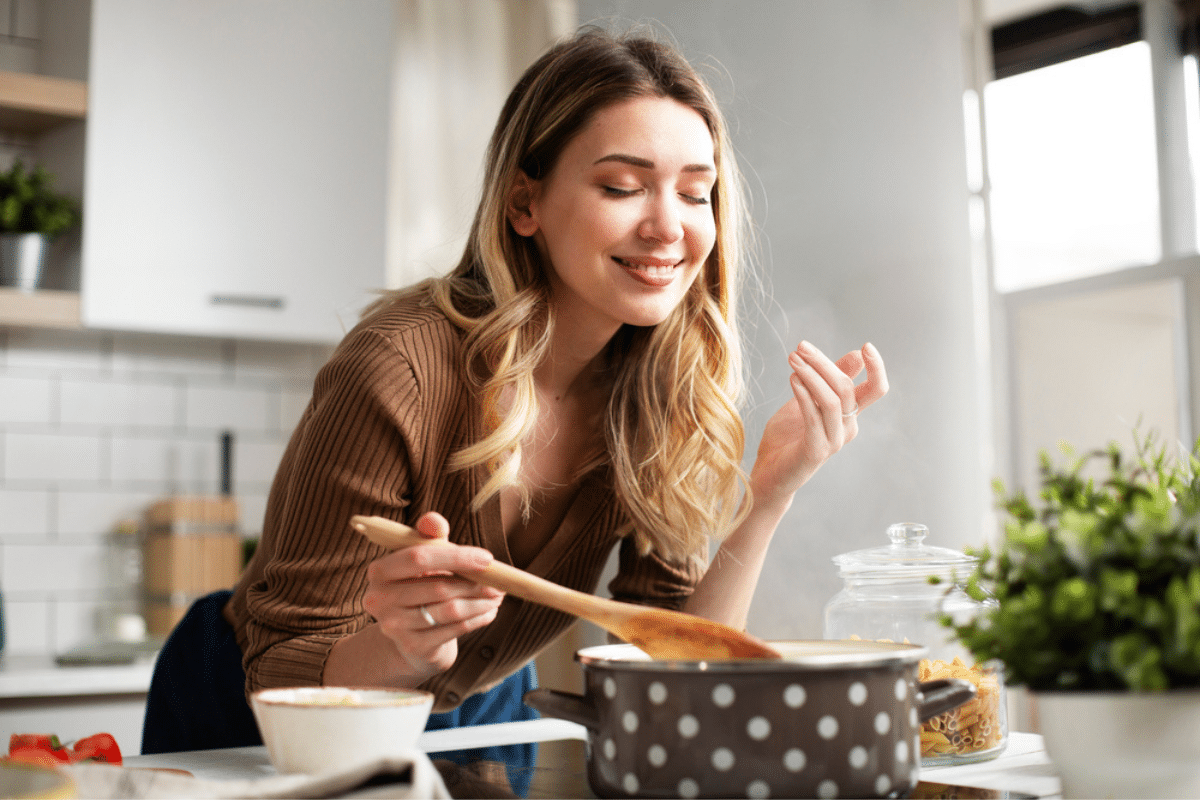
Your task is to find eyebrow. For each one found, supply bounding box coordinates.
[594,153,714,173]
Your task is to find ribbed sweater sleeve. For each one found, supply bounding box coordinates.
[225,298,704,711]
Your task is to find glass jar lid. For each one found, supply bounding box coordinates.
[832,522,976,581]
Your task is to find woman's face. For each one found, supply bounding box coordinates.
[514,96,717,339]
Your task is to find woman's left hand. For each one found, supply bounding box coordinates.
[750,340,888,510]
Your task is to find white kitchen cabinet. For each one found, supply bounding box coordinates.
[82,0,392,343]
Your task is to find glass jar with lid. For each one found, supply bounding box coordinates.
[823,522,1007,766]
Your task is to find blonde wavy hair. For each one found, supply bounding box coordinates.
[372,28,751,562]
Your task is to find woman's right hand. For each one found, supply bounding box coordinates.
[360,511,505,680]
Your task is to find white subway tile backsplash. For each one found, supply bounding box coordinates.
[109,332,229,378]
[232,439,286,487]
[109,434,220,492]
[0,489,50,537]
[280,387,312,433]
[4,542,107,593]
[238,493,269,538]
[54,599,110,653]
[233,340,322,380]
[60,376,180,429]
[1,326,318,655]
[3,598,52,655]
[184,383,273,431]
[56,489,160,538]
[0,373,54,424]
[4,328,109,373]
[4,431,103,483]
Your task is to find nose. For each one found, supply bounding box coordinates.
[638,193,684,244]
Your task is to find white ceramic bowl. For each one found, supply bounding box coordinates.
[250,686,434,774]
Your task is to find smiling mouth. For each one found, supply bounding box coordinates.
[614,257,682,287]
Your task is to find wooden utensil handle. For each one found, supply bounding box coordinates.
[350,515,617,620]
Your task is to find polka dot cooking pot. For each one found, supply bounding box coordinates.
[523,640,975,799]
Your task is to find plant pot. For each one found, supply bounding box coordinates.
[0,232,48,291]
[1036,691,1200,799]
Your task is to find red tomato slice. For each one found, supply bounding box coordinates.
[70,733,122,765]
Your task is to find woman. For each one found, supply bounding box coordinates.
[143,25,887,795]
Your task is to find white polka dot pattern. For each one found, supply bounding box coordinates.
[748,779,771,799]
[582,664,925,799]
[711,747,735,771]
[747,716,771,740]
[818,715,839,740]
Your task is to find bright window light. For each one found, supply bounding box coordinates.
[985,42,1161,293]
[1186,54,1200,246]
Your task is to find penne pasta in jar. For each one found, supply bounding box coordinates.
[824,522,1009,765]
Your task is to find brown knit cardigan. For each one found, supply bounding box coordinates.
[224,296,701,712]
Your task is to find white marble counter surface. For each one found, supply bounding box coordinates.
[0,652,157,698]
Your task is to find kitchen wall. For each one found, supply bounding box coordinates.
[0,326,331,655]
[577,1,991,638]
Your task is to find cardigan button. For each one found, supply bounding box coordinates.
[445,691,460,705]
[479,646,495,660]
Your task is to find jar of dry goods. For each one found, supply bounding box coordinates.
[823,522,1007,766]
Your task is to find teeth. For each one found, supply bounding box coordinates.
[618,258,678,277]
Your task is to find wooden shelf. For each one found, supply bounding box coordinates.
[0,70,87,134]
[0,71,89,328]
[0,287,82,329]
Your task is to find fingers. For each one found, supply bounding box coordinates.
[790,341,859,439]
[854,342,889,410]
[415,510,450,541]
[361,512,503,676]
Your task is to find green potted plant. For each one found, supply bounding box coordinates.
[0,159,80,291]
[945,431,1200,798]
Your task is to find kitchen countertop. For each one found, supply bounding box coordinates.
[125,728,1062,799]
[0,651,157,698]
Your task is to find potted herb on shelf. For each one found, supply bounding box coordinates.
[0,159,80,291]
[945,431,1200,798]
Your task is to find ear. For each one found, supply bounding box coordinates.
[506,171,540,237]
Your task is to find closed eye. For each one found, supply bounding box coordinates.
[680,193,710,205]
[603,186,638,197]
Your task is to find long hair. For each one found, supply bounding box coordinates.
[372,27,751,561]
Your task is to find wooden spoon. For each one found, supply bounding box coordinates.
[350,514,782,661]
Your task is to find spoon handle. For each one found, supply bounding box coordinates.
[350,515,628,621]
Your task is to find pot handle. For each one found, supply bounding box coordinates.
[523,688,600,731]
[915,678,976,722]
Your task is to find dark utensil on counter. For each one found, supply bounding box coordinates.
[524,640,977,799]
[350,515,782,661]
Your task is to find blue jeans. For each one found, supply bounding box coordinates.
[141,590,539,796]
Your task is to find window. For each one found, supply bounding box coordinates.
[976,1,1198,491]
[987,42,1161,292]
